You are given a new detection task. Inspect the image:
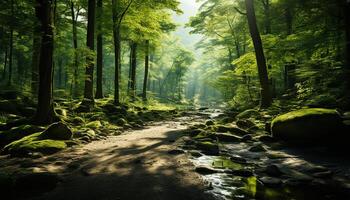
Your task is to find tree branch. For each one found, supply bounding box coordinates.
[234,7,246,15]
[117,0,134,27]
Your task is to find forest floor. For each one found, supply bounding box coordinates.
[0,117,213,200]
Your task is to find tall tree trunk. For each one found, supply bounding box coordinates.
[130,42,137,101]
[70,1,79,98]
[245,0,272,108]
[142,40,149,101]
[17,51,24,86]
[34,0,56,124]
[112,0,121,105]
[31,20,41,94]
[82,0,96,105]
[57,58,63,88]
[95,0,103,99]
[344,0,350,95]
[127,42,132,92]
[8,30,13,86]
[2,45,8,80]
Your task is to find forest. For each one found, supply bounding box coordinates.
[0,0,350,199]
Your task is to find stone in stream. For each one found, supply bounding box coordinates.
[205,120,215,126]
[236,119,256,129]
[195,141,219,155]
[195,166,220,175]
[264,164,283,177]
[215,125,249,135]
[241,134,253,142]
[214,133,241,142]
[259,176,282,187]
[226,169,254,177]
[257,135,276,143]
[271,108,347,144]
[236,109,261,120]
[167,149,185,155]
[229,155,247,164]
[249,144,267,152]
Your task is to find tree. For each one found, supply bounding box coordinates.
[34,0,56,124]
[142,40,149,101]
[82,0,96,106]
[95,0,103,99]
[245,0,272,108]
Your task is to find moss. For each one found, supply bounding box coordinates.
[86,121,102,129]
[196,141,219,155]
[212,157,242,170]
[236,109,261,120]
[3,131,67,155]
[271,108,344,143]
[0,125,45,146]
[271,108,338,126]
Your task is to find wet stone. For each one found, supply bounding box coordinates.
[229,155,247,164]
[249,144,267,152]
[264,164,283,177]
[195,166,220,175]
[168,149,185,155]
[259,176,282,188]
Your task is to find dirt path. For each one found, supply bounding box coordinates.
[9,120,210,200]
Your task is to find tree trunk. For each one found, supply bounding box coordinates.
[344,0,350,92]
[245,0,272,108]
[34,0,56,124]
[95,0,103,99]
[57,58,63,88]
[82,0,95,105]
[31,19,41,94]
[130,42,137,101]
[112,0,121,105]
[8,29,13,86]
[2,44,8,80]
[142,40,149,101]
[127,42,132,93]
[70,1,79,98]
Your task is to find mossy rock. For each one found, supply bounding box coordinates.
[70,116,85,124]
[73,128,96,139]
[55,108,67,118]
[86,121,102,129]
[41,122,72,140]
[236,119,256,129]
[114,118,126,126]
[205,120,215,126]
[3,132,67,156]
[215,125,249,135]
[236,109,261,120]
[0,124,45,147]
[271,108,346,144]
[196,141,219,155]
[214,133,241,143]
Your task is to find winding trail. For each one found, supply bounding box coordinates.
[17,120,210,200]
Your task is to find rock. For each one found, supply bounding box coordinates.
[249,144,267,152]
[214,133,241,142]
[3,132,67,156]
[55,108,67,117]
[195,166,220,175]
[236,109,261,120]
[259,176,282,187]
[196,141,219,155]
[189,150,203,157]
[205,120,215,126]
[229,155,247,164]
[236,119,256,129]
[265,164,283,177]
[86,121,102,129]
[71,116,85,124]
[0,124,45,147]
[257,135,276,143]
[226,169,253,177]
[215,125,249,135]
[115,118,127,126]
[241,134,253,142]
[271,108,347,144]
[168,149,185,155]
[41,122,72,140]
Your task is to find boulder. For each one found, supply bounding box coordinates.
[0,125,45,147]
[86,121,102,129]
[41,122,72,140]
[196,141,219,155]
[215,125,249,135]
[214,133,241,142]
[236,109,261,120]
[271,108,347,144]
